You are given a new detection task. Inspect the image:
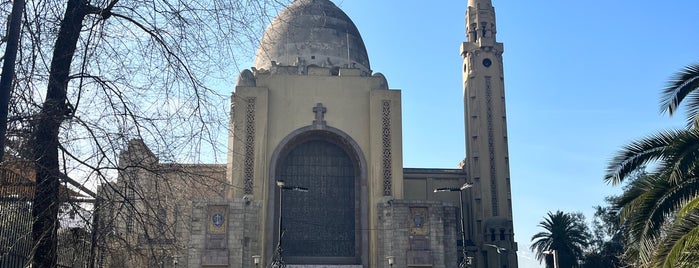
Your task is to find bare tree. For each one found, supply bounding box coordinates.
[0,0,290,266]
[0,0,25,162]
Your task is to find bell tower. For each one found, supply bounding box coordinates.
[461,0,518,267]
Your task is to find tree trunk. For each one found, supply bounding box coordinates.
[0,0,26,161]
[31,0,89,266]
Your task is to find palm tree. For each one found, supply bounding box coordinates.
[604,62,699,267]
[531,211,590,268]
[605,130,699,267]
[660,63,699,127]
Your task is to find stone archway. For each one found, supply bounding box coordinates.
[268,126,368,266]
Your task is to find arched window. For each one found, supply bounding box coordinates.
[279,139,357,260]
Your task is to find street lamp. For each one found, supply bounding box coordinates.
[485,244,509,268]
[252,255,261,267]
[543,250,559,268]
[386,256,395,267]
[484,243,506,254]
[434,182,473,268]
[270,180,309,268]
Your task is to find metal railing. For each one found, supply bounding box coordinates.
[0,167,95,268]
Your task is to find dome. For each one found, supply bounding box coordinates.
[253,0,370,74]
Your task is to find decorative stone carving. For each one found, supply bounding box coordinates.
[382,100,392,196]
[243,97,256,195]
[312,103,327,126]
[485,77,498,216]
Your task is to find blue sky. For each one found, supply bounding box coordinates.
[322,1,697,267]
[226,0,698,267]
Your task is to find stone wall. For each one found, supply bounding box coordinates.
[189,198,261,268]
[377,199,458,268]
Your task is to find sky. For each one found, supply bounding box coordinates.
[312,1,698,267]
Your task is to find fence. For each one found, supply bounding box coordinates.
[0,167,96,268]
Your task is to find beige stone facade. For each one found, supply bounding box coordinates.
[103,0,517,267]
[100,140,227,267]
[228,67,404,267]
[461,0,518,267]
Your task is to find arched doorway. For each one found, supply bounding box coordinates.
[268,128,366,265]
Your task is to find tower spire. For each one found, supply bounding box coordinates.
[465,0,497,44]
[461,0,518,267]
[468,0,492,8]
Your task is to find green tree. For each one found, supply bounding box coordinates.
[605,62,699,267]
[531,211,590,268]
[606,145,699,267]
[581,199,628,268]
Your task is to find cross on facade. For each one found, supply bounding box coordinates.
[313,103,326,125]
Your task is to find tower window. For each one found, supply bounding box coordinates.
[500,229,505,240]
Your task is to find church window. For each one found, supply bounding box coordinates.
[490,229,496,241]
[500,229,505,240]
[157,208,167,238]
[279,139,357,261]
[126,183,135,232]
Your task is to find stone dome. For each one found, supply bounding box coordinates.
[253,0,370,74]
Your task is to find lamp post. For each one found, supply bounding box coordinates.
[485,244,508,268]
[270,180,309,268]
[434,182,473,268]
[252,255,261,267]
[386,256,395,267]
[543,250,559,268]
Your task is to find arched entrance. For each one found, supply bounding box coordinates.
[268,127,367,265]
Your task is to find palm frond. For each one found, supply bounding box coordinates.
[616,172,699,264]
[654,208,699,268]
[678,197,699,219]
[605,130,684,185]
[660,63,699,122]
[686,93,699,128]
[606,128,699,185]
[662,130,699,183]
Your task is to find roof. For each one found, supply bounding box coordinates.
[253,0,370,74]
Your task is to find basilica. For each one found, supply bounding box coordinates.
[103,0,517,267]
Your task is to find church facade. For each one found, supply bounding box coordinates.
[103,0,517,267]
